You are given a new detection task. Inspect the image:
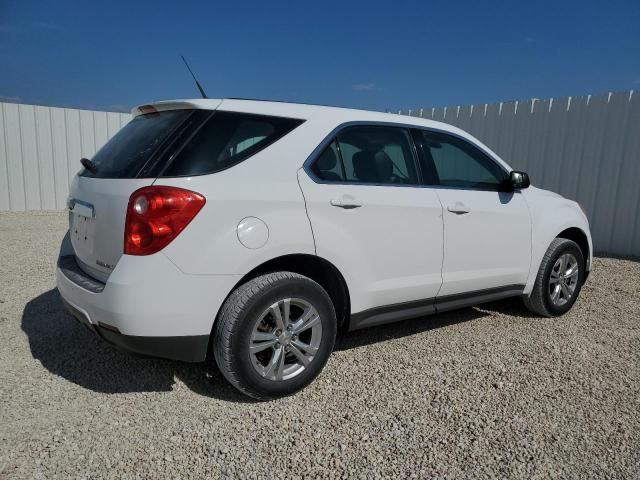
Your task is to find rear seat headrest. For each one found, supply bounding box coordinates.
[316,147,338,171]
[353,150,393,183]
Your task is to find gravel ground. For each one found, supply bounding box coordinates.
[0,211,639,479]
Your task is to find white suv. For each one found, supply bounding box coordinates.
[56,99,592,399]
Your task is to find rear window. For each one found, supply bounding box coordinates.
[82,110,193,179]
[81,110,303,178]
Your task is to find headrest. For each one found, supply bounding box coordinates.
[316,147,338,171]
[353,150,393,183]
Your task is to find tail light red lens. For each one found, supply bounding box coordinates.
[124,186,206,255]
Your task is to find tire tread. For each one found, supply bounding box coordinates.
[523,238,582,317]
[213,272,331,400]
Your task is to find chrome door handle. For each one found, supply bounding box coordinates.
[447,202,470,214]
[330,195,362,209]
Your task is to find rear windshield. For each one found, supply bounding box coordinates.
[81,110,192,178]
[81,109,303,179]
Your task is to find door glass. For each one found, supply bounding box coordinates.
[419,131,507,190]
[335,126,419,185]
[310,141,345,181]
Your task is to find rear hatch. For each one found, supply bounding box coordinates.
[68,106,213,283]
[68,100,304,283]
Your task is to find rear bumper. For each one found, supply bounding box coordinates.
[62,297,209,362]
[55,234,241,362]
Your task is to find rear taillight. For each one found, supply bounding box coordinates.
[124,186,206,256]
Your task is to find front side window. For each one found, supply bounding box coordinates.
[311,126,419,185]
[418,131,507,190]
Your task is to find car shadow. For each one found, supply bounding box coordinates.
[22,289,533,401]
[477,296,541,319]
[334,296,536,351]
[336,307,486,351]
[20,289,255,402]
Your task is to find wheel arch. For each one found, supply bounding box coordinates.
[525,219,592,295]
[556,227,590,266]
[220,254,351,331]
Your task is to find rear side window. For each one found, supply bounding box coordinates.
[82,110,192,178]
[310,140,344,182]
[338,127,418,185]
[162,112,303,176]
[310,126,419,185]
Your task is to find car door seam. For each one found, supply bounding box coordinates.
[296,168,318,256]
[432,188,446,299]
[521,192,535,287]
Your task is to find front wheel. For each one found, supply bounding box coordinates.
[213,272,337,400]
[523,238,585,317]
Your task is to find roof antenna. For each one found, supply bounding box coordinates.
[180,55,208,99]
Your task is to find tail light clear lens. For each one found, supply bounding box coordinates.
[124,186,206,255]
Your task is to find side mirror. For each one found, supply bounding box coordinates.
[510,171,530,190]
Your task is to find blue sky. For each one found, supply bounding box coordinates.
[1,0,639,112]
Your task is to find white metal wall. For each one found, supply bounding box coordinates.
[0,102,131,211]
[400,90,640,257]
[1,94,639,257]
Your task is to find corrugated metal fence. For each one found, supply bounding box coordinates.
[1,92,639,256]
[400,90,640,257]
[0,102,130,211]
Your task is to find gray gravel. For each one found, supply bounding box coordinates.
[1,211,639,479]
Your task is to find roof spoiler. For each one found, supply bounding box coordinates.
[131,99,222,117]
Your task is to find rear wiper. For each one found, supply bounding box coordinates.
[80,158,98,174]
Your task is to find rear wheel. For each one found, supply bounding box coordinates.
[213,272,336,400]
[523,238,585,317]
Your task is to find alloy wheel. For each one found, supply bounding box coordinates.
[549,253,579,306]
[249,298,322,381]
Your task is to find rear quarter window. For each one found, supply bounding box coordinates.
[81,110,303,179]
[161,112,304,176]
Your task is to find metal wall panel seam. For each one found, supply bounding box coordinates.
[1,104,12,210]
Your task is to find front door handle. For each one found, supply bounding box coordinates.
[330,195,362,209]
[447,202,470,214]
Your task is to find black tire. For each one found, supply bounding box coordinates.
[213,272,337,400]
[523,238,585,317]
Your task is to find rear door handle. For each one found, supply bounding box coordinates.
[447,202,470,214]
[330,195,362,209]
